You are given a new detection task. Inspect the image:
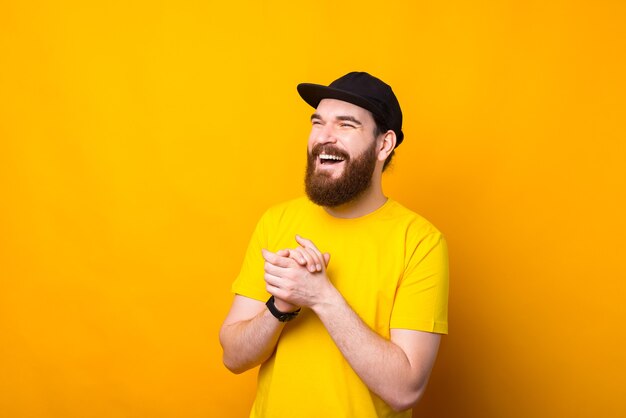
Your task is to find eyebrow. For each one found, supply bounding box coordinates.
[310,113,363,126]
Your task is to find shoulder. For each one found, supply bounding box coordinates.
[260,196,317,225]
[384,199,444,241]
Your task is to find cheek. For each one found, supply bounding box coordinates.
[350,138,376,159]
[307,131,323,153]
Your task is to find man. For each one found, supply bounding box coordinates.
[219,72,449,418]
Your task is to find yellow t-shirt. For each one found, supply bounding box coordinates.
[232,197,449,418]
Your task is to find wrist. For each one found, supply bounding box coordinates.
[273,297,298,313]
[266,296,301,322]
[310,285,343,316]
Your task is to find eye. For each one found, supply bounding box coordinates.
[339,123,356,128]
[311,119,322,126]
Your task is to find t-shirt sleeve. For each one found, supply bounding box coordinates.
[390,231,449,334]
[231,211,272,302]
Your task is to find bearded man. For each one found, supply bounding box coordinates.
[219,72,449,418]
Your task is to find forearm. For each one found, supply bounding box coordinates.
[219,307,285,374]
[260,242,439,410]
[312,289,428,411]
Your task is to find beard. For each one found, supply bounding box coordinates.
[305,141,378,207]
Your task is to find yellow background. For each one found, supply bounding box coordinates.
[1,1,625,417]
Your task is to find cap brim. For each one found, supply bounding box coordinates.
[297,83,385,121]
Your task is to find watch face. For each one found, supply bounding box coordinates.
[279,311,298,322]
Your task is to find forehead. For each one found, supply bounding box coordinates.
[315,99,375,123]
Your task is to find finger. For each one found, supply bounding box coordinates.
[262,249,295,268]
[300,246,324,272]
[276,249,290,257]
[264,274,295,305]
[286,247,308,266]
[323,252,331,267]
[264,260,291,278]
[294,236,324,271]
[264,281,283,299]
[295,234,318,251]
[266,285,290,305]
[295,235,324,261]
[264,271,285,288]
[292,247,318,272]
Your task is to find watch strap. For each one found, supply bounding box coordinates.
[266,296,301,322]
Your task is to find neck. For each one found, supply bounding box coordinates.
[323,172,387,219]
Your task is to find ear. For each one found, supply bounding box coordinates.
[377,130,397,162]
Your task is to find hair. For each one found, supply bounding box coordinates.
[373,115,395,171]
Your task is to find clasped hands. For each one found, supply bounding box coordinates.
[262,235,332,313]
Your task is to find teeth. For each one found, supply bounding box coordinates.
[319,154,345,161]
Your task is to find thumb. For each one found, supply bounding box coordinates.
[323,252,331,267]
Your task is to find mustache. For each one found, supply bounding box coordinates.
[309,144,350,161]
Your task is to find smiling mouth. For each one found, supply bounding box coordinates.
[319,153,346,165]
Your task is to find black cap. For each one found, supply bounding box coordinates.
[297,72,404,146]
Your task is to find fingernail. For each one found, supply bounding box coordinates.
[316,264,322,271]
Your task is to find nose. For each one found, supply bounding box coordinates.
[313,123,337,145]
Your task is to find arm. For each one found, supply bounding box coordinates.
[219,251,300,374]
[312,289,441,411]
[219,294,285,374]
[220,244,331,375]
[263,236,441,411]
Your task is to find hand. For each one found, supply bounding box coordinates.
[286,235,331,273]
[262,236,333,309]
[270,249,300,313]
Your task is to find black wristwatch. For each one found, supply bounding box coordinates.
[266,296,301,322]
